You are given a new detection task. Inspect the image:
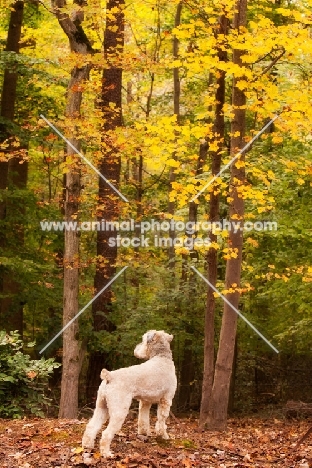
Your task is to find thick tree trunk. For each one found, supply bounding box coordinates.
[0,0,24,125]
[59,141,81,418]
[58,64,90,419]
[199,15,228,426]
[86,0,124,402]
[53,0,92,418]
[204,0,247,431]
[0,0,25,334]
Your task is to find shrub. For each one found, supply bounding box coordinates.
[0,330,61,418]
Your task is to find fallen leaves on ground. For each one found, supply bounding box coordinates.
[1,415,312,467]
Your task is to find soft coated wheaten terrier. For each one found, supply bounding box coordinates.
[82,330,177,457]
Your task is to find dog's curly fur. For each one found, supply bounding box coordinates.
[82,330,177,457]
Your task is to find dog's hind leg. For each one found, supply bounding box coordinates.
[100,394,132,457]
[138,400,152,436]
[82,384,109,449]
[155,398,171,439]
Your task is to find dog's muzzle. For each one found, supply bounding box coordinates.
[134,342,147,359]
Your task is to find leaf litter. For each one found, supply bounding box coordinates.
[1,416,312,467]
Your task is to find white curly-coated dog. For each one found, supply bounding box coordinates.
[82,330,177,458]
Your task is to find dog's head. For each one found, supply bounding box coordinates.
[134,330,173,360]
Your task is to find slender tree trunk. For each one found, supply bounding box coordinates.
[178,120,208,411]
[168,2,182,267]
[0,0,25,334]
[177,337,195,411]
[86,0,124,402]
[1,156,28,334]
[52,0,92,418]
[178,202,197,411]
[204,0,247,431]
[199,15,228,426]
[176,0,194,303]
[131,151,143,306]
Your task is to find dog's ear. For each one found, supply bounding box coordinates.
[146,331,156,343]
[159,331,173,342]
[166,333,173,342]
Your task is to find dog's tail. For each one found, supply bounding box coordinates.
[100,368,112,383]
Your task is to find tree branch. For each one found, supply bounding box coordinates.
[51,0,94,54]
[258,47,285,77]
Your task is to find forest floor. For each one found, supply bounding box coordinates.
[1,414,312,468]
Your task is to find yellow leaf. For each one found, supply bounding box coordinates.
[246,237,259,247]
[234,159,245,169]
[73,447,84,454]
[276,7,292,16]
[166,158,180,168]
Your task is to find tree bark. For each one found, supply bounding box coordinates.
[58,66,90,420]
[0,0,26,335]
[0,0,24,125]
[168,2,182,267]
[199,15,228,426]
[53,0,92,419]
[178,122,208,411]
[86,0,124,402]
[204,0,247,431]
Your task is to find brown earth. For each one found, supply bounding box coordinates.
[1,415,312,467]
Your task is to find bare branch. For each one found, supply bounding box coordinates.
[258,47,285,77]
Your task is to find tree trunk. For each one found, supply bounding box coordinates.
[53,0,92,418]
[86,0,124,402]
[177,337,195,412]
[204,0,247,431]
[168,2,182,267]
[0,1,24,125]
[0,0,25,335]
[199,15,228,426]
[58,66,90,420]
[178,126,208,412]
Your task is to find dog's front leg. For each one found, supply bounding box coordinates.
[155,398,171,439]
[138,400,152,436]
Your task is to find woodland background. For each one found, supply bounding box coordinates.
[0,0,312,428]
